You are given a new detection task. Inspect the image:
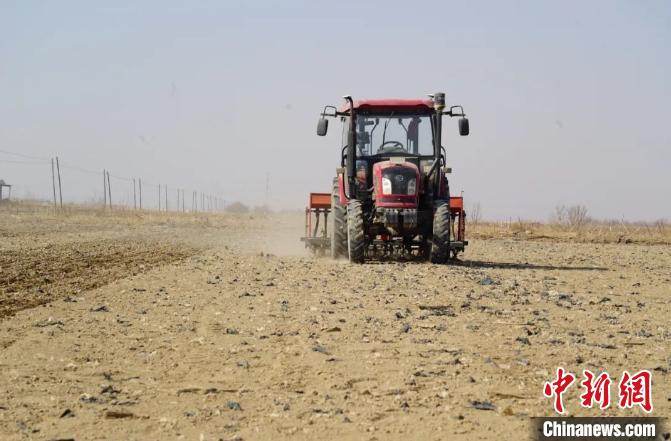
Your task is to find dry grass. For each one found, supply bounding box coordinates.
[469,219,671,245]
[0,199,247,236]
[2,199,670,246]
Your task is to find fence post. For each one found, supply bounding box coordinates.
[106,171,112,209]
[56,156,63,209]
[103,169,107,209]
[51,158,58,211]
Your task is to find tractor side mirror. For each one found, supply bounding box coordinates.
[458,118,469,136]
[317,118,329,136]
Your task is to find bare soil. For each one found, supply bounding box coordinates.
[0,208,669,440]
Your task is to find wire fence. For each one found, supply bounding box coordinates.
[0,149,226,213]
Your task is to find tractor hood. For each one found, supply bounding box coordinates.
[373,160,420,208]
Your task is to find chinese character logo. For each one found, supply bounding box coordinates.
[580,370,612,409]
[543,367,576,414]
[618,370,653,413]
[544,368,653,414]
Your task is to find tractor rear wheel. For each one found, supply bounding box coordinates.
[430,202,451,264]
[347,200,366,263]
[330,178,347,259]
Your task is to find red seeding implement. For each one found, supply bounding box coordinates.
[300,192,332,256]
[301,92,470,263]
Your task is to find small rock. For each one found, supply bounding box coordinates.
[401,323,412,333]
[91,305,109,313]
[100,385,120,395]
[227,401,242,411]
[105,410,135,419]
[471,400,496,411]
[34,318,64,327]
[313,345,329,355]
[516,337,530,345]
[79,394,97,404]
[60,409,74,418]
[237,360,250,369]
[225,328,239,335]
[479,276,495,286]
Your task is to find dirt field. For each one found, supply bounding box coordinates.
[1,206,669,440]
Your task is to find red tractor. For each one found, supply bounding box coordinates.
[304,92,469,263]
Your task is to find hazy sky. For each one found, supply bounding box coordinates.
[1,1,669,220]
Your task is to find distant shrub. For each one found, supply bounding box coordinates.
[469,202,482,225]
[552,204,590,230]
[225,202,249,214]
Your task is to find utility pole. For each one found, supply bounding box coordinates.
[56,156,63,209]
[164,185,168,212]
[133,178,137,209]
[139,178,142,209]
[158,184,161,211]
[51,158,57,211]
[106,171,112,209]
[103,169,107,209]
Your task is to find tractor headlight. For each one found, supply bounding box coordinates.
[407,178,416,195]
[382,177,392,194]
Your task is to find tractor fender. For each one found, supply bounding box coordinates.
[337,174,349,206]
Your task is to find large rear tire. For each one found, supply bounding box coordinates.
[331,178,347,259]
[430,202,451,264]
[347,200,366,263]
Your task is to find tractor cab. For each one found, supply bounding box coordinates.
[339,100,437,204]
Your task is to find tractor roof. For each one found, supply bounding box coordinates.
[339,99,433,113]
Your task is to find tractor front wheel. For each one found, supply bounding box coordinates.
[430,202,451,264]
[330,178,347,259]
[347,200,366,263]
